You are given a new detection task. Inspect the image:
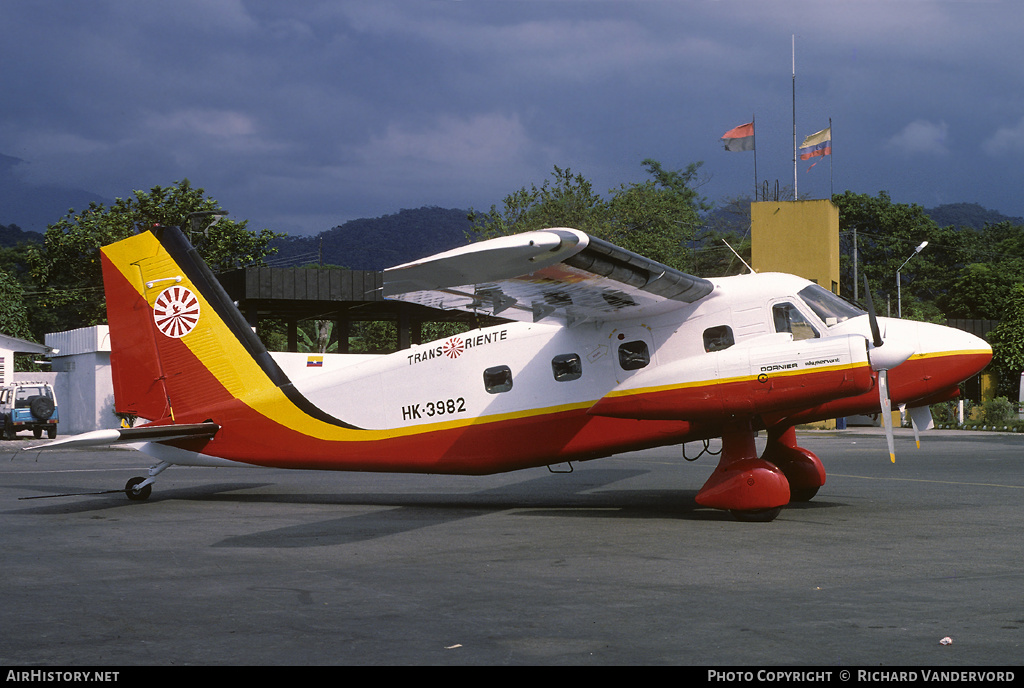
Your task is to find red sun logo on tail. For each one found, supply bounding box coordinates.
[153,286,201,338]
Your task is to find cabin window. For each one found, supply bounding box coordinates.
[483,365,513,394]
[772,303,820,341]
[618,340,650,370]
[551,353,583,382]
[703,325,735,352]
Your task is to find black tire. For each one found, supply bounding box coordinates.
[789,486,820,502]
[730,506,783,522]
[46,425,57,439]
[125,477,152,501]
[3,420,15,441]
[33,428,42,439]
[29,396,54,420]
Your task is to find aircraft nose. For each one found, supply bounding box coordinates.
[880,317,992,400]
[914,320,991,365]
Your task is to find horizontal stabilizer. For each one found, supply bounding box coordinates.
[31,422,220,450]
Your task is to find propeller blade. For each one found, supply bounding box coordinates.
[862,275,883,348]
[863,275,915,463]
[901,403,917,448]
[908,405,934,449]
[878,369,895,463]
[905,403,921,450]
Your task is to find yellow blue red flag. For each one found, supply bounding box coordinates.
[799,127,832,160]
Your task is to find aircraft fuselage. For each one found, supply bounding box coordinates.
[148,271,988,475]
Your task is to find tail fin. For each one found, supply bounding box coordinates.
[101,226,288,423]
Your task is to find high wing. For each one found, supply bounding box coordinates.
[382,228,714,324]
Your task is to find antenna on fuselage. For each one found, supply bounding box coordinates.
[722,239,755,274]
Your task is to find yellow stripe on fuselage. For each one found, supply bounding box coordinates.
[602,361,860,400]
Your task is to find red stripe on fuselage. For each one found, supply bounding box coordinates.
[589,364,876,421]
[170,392,700,475]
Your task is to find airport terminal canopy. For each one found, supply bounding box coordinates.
[217,266,504,351]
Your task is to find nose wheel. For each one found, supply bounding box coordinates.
[125,477,152,501]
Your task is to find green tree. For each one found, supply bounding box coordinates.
[0,269,33,340]
[940,262,1020,320]
[467,160,708,271]
[833,190,942,312]
[987,283,1024,398]
[467,165,606,240]
[937,221,1024,320]
[833,190,1024,321]
[692,195,754,277]
[26,180,282,337]
[603,159,709,269]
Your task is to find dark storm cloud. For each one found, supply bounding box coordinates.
[2,0,1023,236]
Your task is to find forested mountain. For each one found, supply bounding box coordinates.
[267,206,473,269]
[924,203,1024,229]
[0,154,110,234]
[4,200,1024,272]
[0,223,43,247]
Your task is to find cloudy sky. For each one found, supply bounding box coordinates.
[3,0,1023,237]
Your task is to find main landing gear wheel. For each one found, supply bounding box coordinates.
[789,485,820,502]
[125,476,152,501]
[762,426,826,503]
[730,507,783,523]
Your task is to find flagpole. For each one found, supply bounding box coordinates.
[792,35,797,199]
[829,117,834,197]
[753,113,758,201]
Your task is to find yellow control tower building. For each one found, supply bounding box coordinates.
[750,199,840,294]
[750,198,843,428]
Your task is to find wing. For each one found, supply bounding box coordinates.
[382,228,714,324]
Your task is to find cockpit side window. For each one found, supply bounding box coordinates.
[773,303,820,340]
[798,284,864,326]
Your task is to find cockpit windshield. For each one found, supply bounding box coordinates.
[798,284,865,327]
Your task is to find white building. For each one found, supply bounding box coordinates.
[0,333,53,387]
[42,326,116,436]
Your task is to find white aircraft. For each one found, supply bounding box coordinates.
[37,225,991,521]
